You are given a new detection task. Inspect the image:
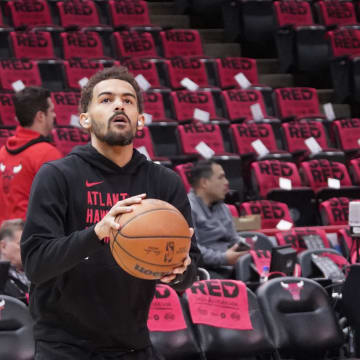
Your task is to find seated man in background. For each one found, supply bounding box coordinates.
[188,160,249,279]
[0,219,29,302]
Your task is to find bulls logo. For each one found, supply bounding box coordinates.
[280,280,304,300]
[164,241,174,263]
[0,163,22,194]
[0,299,5,320]
[239,235,258,248]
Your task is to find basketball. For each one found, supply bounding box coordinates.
[110,198,191,280]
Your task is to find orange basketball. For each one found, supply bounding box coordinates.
[110,198,191,280]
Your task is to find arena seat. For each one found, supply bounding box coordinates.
[112,30,158,59]
[52,126,90,156]
[331,118,360,158]
[159,29,203,58]
[121,58,164,90]
[300,159,360,202]
[298,248,349,280]
[142,90,175,123]
[10,30,56,60]
[133,126,171,166]
[239,200,294,229]
[182,279,276,359]
[257,277,344,358]
[174,162,194,193]
[6,0,53,28]
[275,227,331,254]
[148,284,203,360]
[337,227,355,260]
[63,58,105,90]
[215,57,259,89]
[108,0,151,28]
[0,59,41,91]
[274,87,325,121]
[238,231,275,251]
[274,1,328,73]
[315,0,358,27]
[319,197,351,226]
[165,57,210,90]
[55,0,102,28]
[349,157,360,186]
[281,120,345,164]
[51,91,81,126]
[171,90,222,122]
[0,295,35,360]
[0,93,17,127]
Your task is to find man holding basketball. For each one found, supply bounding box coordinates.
[21,67,200,359]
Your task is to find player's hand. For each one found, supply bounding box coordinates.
[225,244,249,265]
[94,193,146,240]
[160,228,194,284]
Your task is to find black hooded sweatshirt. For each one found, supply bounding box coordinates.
[21,144,200,352]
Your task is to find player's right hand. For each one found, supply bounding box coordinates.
[94,193,146,240]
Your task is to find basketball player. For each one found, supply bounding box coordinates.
[21,67,200,359]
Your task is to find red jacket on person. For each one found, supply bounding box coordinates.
[0,126,62,222]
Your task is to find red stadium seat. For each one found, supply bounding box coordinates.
[108,0,151,28]
[332,118,360,152]
[275,87,324,120]
[165,57,210,90]
[215,57,259,89]
[327,27,360,58]
[52,126,90,156]
[60,31,105,59]
[51,91,81,126]
[10,31,55,59]
[0,93,17,126]
[63,59,104,90]
[275,227,331,253]
[142,90,173,123]
[56,0,102,28]
[239,200,294,229]
[112,30,158,59]
[177,123,229,156]
[230,123,279,155]
[160,29,203,58]
[174,162,194,193]
[0,59,41,90]
[349,157,360,185]
[171,90,219,122]
[122,58,162,89]
[251,160,302,198]
[274,0,314,27]
[222,89,268,122]
[300,159,352,192]
[319,197,351,226]
[316,0,357,27]
[6,0,53,28]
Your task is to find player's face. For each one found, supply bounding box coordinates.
[204,163,229,202]
[85,79,143,146]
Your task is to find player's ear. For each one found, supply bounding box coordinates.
[79,113,91,130]
[137,114,145,130]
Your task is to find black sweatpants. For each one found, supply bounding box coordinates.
[35,341,165,360]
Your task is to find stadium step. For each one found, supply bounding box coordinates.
[148,2,177,15]
[259,74,294,88]
[149,14,190,28]
[203,43,241,57]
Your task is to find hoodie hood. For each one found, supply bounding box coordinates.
[6,126,51,155]
[69,143,148,175]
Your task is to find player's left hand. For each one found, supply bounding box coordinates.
[160,228,194,284]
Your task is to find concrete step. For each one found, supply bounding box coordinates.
[149,14,190,28]
[317,89,335,104]
[148,2,177,15]
[258,74,294,88]
[257,59,281,74]
[203,43,241,58]
[198,29,226,43]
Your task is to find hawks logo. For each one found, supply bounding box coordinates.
[0,163,22,194]
[0,299,5,320]
[281,280,304,300]
[239,235,258,248]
